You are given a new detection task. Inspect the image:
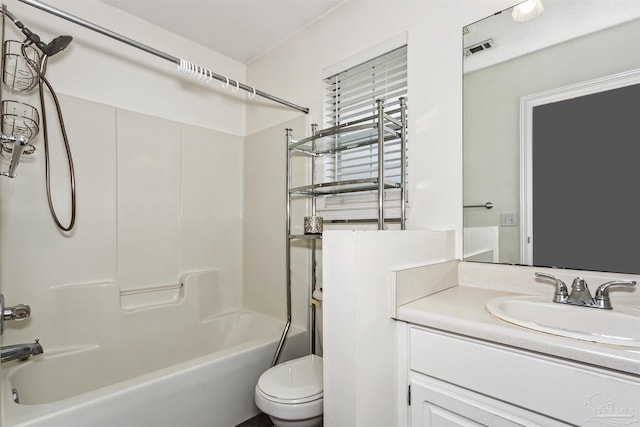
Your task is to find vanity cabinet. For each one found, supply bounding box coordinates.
[407,326,640,426]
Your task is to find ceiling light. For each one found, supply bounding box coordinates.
[511,0,544,22]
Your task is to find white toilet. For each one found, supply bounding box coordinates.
[255,289,324,427]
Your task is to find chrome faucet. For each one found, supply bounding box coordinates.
[1,340,43,363]
[535,272,636,309]
[0,293,31,335]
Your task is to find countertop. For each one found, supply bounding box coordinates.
[397,285,640,376]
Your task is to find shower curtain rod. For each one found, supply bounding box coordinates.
[17,0,310,114]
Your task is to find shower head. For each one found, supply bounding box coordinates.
[1,8,72,57]
[40,35,73,57]
[22,31,72,57]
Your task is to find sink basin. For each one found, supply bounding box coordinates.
[486,295,640,347]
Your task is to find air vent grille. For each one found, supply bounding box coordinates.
[463,39,495,57]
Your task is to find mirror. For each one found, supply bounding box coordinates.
[463,0,640,273]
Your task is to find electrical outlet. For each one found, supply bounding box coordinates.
[500,213,518,227]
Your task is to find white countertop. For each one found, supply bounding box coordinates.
[397,285,640,376]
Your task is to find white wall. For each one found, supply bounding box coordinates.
[243,114,311,331]
[323,230,455,426]
[247,0,518,251]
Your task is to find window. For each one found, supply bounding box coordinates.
[320,45,408,218]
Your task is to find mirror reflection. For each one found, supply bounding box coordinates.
[463,0,640,273]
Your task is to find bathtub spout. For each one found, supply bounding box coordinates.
[1,339,43,363]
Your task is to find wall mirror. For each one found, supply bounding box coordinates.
[463,0,640,274]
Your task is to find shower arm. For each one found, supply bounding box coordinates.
[17,0,310,114]
[1,6,55,55]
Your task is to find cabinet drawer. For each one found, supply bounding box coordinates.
[409,327,640,426]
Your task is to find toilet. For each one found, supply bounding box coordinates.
[255,289,324,427]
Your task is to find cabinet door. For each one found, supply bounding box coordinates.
[410,375,567,427]
[410,388,483,427]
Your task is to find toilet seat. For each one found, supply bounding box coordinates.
[257,355,323,404]
[255,385,323,422]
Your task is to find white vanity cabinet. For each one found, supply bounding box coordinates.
[406,325,640,427]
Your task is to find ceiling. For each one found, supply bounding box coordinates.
[92,0,640,68]
[464,0,640,73]
[99,0,346,64]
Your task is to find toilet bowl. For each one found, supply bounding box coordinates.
[255,354,323,427]
[255,289,324,427]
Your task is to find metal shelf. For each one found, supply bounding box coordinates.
[274,98,407,366]
[289,105,405,150]
[324,218,403,224]
[289,122,402,157]
[289,234,322,240]
[289,216,405,240]
[289,177,401,196]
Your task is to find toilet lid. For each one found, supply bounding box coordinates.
[258,355,323,401]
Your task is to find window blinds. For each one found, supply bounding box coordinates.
[323,45,407,191]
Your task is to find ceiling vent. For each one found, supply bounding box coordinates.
[464,39,495,57]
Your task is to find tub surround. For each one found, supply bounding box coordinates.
[3,270,233,347]
[393,260,640,376]
[1,270,307,426]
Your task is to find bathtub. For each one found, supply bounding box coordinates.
[0,271,306,427]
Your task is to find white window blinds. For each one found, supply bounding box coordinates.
[321,45,407,213]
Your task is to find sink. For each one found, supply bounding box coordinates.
[486,295,640,347]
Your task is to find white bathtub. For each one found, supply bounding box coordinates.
[0,272,306,427]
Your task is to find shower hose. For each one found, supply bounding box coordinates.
[25,46,76,232]
[2,6,76,232]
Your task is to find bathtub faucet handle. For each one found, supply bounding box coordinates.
[4,303,31,321]
[1,293,32,336]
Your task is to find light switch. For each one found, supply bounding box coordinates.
[500,213,518,227]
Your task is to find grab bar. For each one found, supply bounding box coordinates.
[463,202,493,209]
[120,283,183,297]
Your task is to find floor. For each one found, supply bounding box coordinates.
[235,412,272,427]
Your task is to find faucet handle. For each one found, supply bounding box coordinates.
[3,304,31,321]
[593,280,636,309]
[1,296,31,336]
[535,272,569,302]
